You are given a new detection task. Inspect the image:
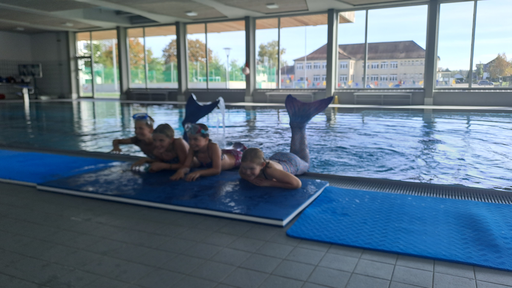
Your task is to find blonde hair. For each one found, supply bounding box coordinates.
[241,148,265,164]
[153,124,174,139]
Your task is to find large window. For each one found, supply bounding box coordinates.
[76,30,120,98]
[473,0,512,88]
[337,6,427,89]
[127,28,145,88]
[436,2,474,88]
[437,0,512,89]
[256,14,328,89]
[337,10,365,88]
[128,25,178,89]
[145,26,178,88]
[187,21,246,89]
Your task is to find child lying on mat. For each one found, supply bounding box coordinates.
[170,123,246,181]
[238,95,333,190]
[111,113,155,157]
[131,124,189,172]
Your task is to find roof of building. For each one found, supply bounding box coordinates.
[281,65,295,75]
[293,41,426,61]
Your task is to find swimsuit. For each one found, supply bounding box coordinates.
[269,152,309,175]
[197,143,244,168]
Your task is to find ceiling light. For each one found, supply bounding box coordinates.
[62,22,74,27]
[266,3,279,9]
[15,27,25,31]
[185,11,198,17]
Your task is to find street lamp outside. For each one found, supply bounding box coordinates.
[224,47,231,88]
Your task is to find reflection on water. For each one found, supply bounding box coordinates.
[1,101,511,191]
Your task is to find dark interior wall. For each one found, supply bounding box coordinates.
[433,92,512,106]
[30,32,71,98]
[0,31,33,99]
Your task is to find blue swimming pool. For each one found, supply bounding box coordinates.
[1,100,511,191]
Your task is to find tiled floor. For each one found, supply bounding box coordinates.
[1,182,512,288]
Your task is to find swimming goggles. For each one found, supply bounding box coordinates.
[132,113,153,124]
[185,123,208,136]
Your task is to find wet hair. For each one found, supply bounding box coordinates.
[153,124,174,139]
[241,148,266,164]
[186,123,209,139]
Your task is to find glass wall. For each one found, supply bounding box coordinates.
[127,28,146,88]
[367,5,427,89]
[336,5,427,90]
[91,30,120,98]
[186,21,246,89]
[255,14,328,89]
[337,11,365,89]
[76,30,120,98]
[473,0,512,88]
[186,24,207,89]
[256,18,278,89]
[437,2,474,88]
[145,26,178,88]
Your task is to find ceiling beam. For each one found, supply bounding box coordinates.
[192,0,264,18]
[52,8,131,27]
[74,0,190,23]
[0,18,79,32]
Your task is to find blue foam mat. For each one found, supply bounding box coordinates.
[38,162,329,226]
[0,149,117,185]
[287,186,512,271]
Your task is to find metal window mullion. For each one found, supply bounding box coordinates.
[89,32,96,98]
[143,28,148,90]
[205,23,209,90]
[468,0,478,88]
[278,17,281,89]
[363,10,369,88]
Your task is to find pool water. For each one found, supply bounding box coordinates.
[1,100,511,191]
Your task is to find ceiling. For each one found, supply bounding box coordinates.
[0,0,421,34]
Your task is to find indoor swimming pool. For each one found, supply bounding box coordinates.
[1,100,511,191]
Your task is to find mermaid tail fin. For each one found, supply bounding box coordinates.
[182,94,220,141]
[285,95,333,127]
[182,94,220,127]
[285,94,333,164]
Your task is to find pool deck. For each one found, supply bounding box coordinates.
[1,147,512,288]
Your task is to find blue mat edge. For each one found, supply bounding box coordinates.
[286,186,512,272]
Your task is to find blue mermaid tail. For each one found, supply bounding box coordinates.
[182,94,220,141]
[285,94,333,164]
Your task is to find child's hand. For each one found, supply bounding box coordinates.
[131,159,147,169]
[149,162,168,172]
[185,171,201,182]
[110,147,122,154]
[170,170,185,181]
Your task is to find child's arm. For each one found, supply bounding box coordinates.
[131,157,154,169]
[185,143,222,181]
[170,148,195,180]
[251,167,302,189]
[111,137,133,153]
[149,140,189,172]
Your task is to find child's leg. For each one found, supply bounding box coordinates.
[285,95,333,164]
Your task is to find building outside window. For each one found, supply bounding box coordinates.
[313,75,321,82]
[339,75,348,82]
[322,62,327,69]
[371,62,379,69]
[306,63,312,69]
[381,62,388,69]
[313,62,320,69]
[370,75,379,82]
[380,75,388,81]
[340,62,348,69]
[322,75,326,81]
[390,74,398,81]
[390,61,398,69]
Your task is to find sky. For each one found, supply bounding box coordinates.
[124,0,512,72]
